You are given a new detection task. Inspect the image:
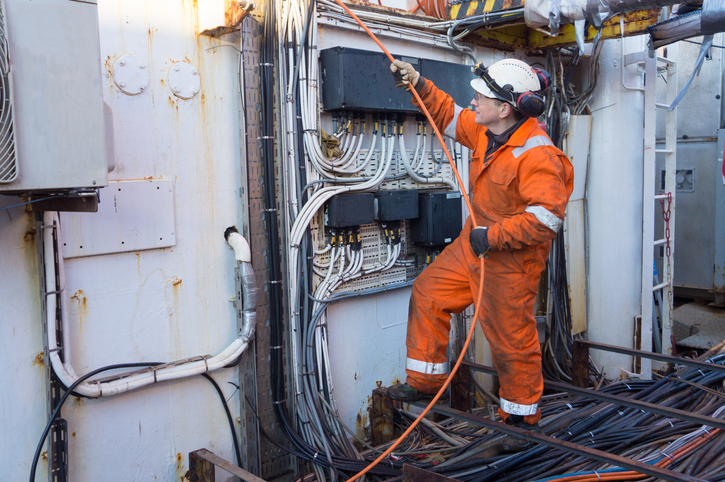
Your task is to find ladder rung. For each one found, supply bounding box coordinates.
[653,281,670,291]
[654,194,670,200]
[655,149,674,154]
[656,102,670,109]
[656,56,675,66]
[654,238,666,246]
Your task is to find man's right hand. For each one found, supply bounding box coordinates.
[390,59,420,90]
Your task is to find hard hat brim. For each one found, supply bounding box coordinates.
[470,78,498,100]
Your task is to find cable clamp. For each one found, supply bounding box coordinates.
[264,208,277,212]
[44,290,62,296]
[257,136,274,140]
[566,403,573,410]
[260,62,273,67]
[662,452,675,463]
[625,383,631,390]
[594,471,601,481]
[271,346,282,350]
[303,128,317,133]
[268,280,282,284]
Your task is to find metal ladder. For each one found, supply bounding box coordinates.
[641,51,678,375]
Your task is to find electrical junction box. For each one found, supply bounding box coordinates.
[417,59,477,108]
[325,193,375,227]
[319,47,421,114]
[410,190,462,246]
[0,0,109,193]
[374,190,418,221]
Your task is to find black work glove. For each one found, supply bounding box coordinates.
[469,227,491,258]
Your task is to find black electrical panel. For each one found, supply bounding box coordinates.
[320,47,420,114]
[418,59,477,108]
[410,191,463,246]
[374,190,419,221]
[326,193,375,227]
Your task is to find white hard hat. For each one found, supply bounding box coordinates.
[470,59,541,101]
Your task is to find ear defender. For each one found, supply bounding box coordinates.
[532,67,551,92]
[515,92,546,118]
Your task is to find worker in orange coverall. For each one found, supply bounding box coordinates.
[386,58,574,450]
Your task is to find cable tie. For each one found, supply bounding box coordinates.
[271,346,282,350]
[589,431,595,438]
[268,280,282,284]
[669,421,674,427]
[273,400,286,405]
[594,471,601,481]
[303,128,317,133]
[618,410,624,416]
[662,452,675,463]
[625,383,631,390]
[47,347,62,353]
[313,452,319,460]
[566,403,573,410]
[264,208,277,212]
[44,290,62,296]
[153,366,158,383]
[698,369,705,376]
[260,62,273,66]
[257,136,274,140]
[703,427,711,436]
[204,357,209,372]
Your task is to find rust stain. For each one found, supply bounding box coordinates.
[375,380,383,388]
[171,277,182,287]
[41,451,47,462]
[71,289,88,330]
[24,227,36,244]
[33,352,44,367]
[176,452,185,480]
[72,431,76,438]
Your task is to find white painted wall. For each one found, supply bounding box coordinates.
[1,1,247,480]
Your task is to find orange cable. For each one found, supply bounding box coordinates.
[330,2,483,481]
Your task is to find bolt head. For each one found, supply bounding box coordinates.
[140,63,146,69]
[173,85,179,92]
[139,85,145,91]
[174,66,180,71]
[192,69,198,75]
[120,81,126,87]
[119,60,125,66]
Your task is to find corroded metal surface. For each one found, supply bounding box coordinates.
[450,361,470,412]
[371,388,394,447]
[189,449,268,482]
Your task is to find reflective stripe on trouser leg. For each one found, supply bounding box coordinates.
[499,397,538,416]
[406,357,448,375]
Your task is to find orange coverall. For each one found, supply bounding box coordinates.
[405,79,574,423]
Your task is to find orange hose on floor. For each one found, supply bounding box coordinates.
[330,1,484,481]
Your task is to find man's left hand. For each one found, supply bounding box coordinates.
[469,227,491,258]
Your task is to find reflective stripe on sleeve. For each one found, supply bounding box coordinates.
[499,397,539,416]
[525,205,563,233]
[406,357,448,375]
[512,135,553,158]
[444,104,464,140]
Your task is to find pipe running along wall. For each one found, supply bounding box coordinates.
[42,212,256,398]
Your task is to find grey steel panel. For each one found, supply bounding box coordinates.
[655,141,718,290]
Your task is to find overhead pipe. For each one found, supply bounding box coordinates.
[43,212,256,398]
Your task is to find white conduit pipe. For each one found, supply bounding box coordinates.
[43,212,256,398]
[399,133,456,190]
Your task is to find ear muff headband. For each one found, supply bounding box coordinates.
[474,62,549,118]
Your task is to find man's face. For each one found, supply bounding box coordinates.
[471,92,504,127]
